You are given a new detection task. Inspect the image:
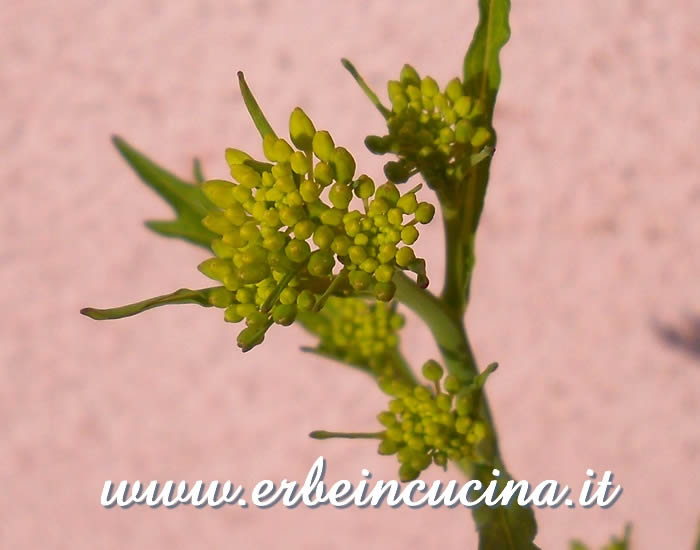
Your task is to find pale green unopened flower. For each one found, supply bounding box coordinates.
[198,103,433,351]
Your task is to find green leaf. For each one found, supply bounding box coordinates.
[463,0,511,124]
[80,287,221,320]
[569,543,591,550]
[445,0,511,312]
[472,464,540,550]
[340,58,391,118]
[695,519,700,550]
[237,71,277,139]
[193,157,205,183]
[112,136,216,249]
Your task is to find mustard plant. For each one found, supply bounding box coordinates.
[80,1,666,548]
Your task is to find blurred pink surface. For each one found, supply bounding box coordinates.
[1,1,699,548]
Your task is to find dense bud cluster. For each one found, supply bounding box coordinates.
[198,107,434,351]
[376,360,489,481]
[365,64,493,190]
[301,296,406,380]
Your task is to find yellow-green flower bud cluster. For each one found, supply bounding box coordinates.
[197,107,433,351]
[365,64,493,190]
[376,360,488,481]
[306,296,406,379]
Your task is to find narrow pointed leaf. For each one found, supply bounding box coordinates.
[463,0,511,123]
[445,0,512,311]
[341,58,391,118]
[193,157,205,183]
[112,136,215,249]
[80,287,221,320]
[237,71,276,139]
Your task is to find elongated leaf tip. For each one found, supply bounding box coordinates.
[80,308,98,319]
[340,58,355,73]
[309,431,329,439]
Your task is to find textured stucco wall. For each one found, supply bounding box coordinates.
[1,1,699,548]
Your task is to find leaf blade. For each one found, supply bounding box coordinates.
[112,135,216,249]
[80,287,221,320]
[463,0,511,123]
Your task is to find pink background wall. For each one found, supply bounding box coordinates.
[2,1,699,548]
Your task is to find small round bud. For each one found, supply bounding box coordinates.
[414,202,435,224]
[331,147,356,185]
[400,64,420,86]
[224,304,244,323]
[331,235,352,256]
[374,281,396,302]
[349,270,372,290]
[378,439,399,456]
[396,193,418,214]
[421,76,439,98]
[285,238,311,263]
[384,161,410,183]
[279,287,299,305]
[202,180,236,208]
[307,250,335,276]
[313,162,334,186]
[348,245,367,265]
[272,303,297,326]
[359,257,379,273]
[399,463,419,482]
[320,208,344,226]
[354,175,375,199]
[198,258,233,281]
[422,360,443,382]
[289,151,312,175]
[312,130,335,162]
[395,246,416,267]
[237,326,265,350]
[299,179,321,203]
[329,182,353,209]
[289,107,316,150]
[313,225,335,249]
[297,290,315,311]
[454,96,473,119]
[294,219,316,240]
[208,287,233,308]
[365,135,391,154]
[401,225,419,245]
[238,263,269,284]
[374,264,394,283]
[470,127,492,148]
[445,78,463,102]
[225,148,252,166]
[455,119,474,144]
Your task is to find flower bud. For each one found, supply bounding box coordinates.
[373,281,396,301]
[289,107,316,150]
[364,135,391,155]
[307,250,335,276]
[312,130,335,162]
[422,360,443,382]
[395,246,416,267]
[470,127,492,148]
[285,238,311,263]
[414,202,435,224]
[331,147,356,185]
[225,147,252,166]
[349,270,371,290]
[383,160,410,183]
[272,303,297,326]
[400,64,420,86]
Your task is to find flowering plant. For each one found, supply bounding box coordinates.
[80,1,673,548]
